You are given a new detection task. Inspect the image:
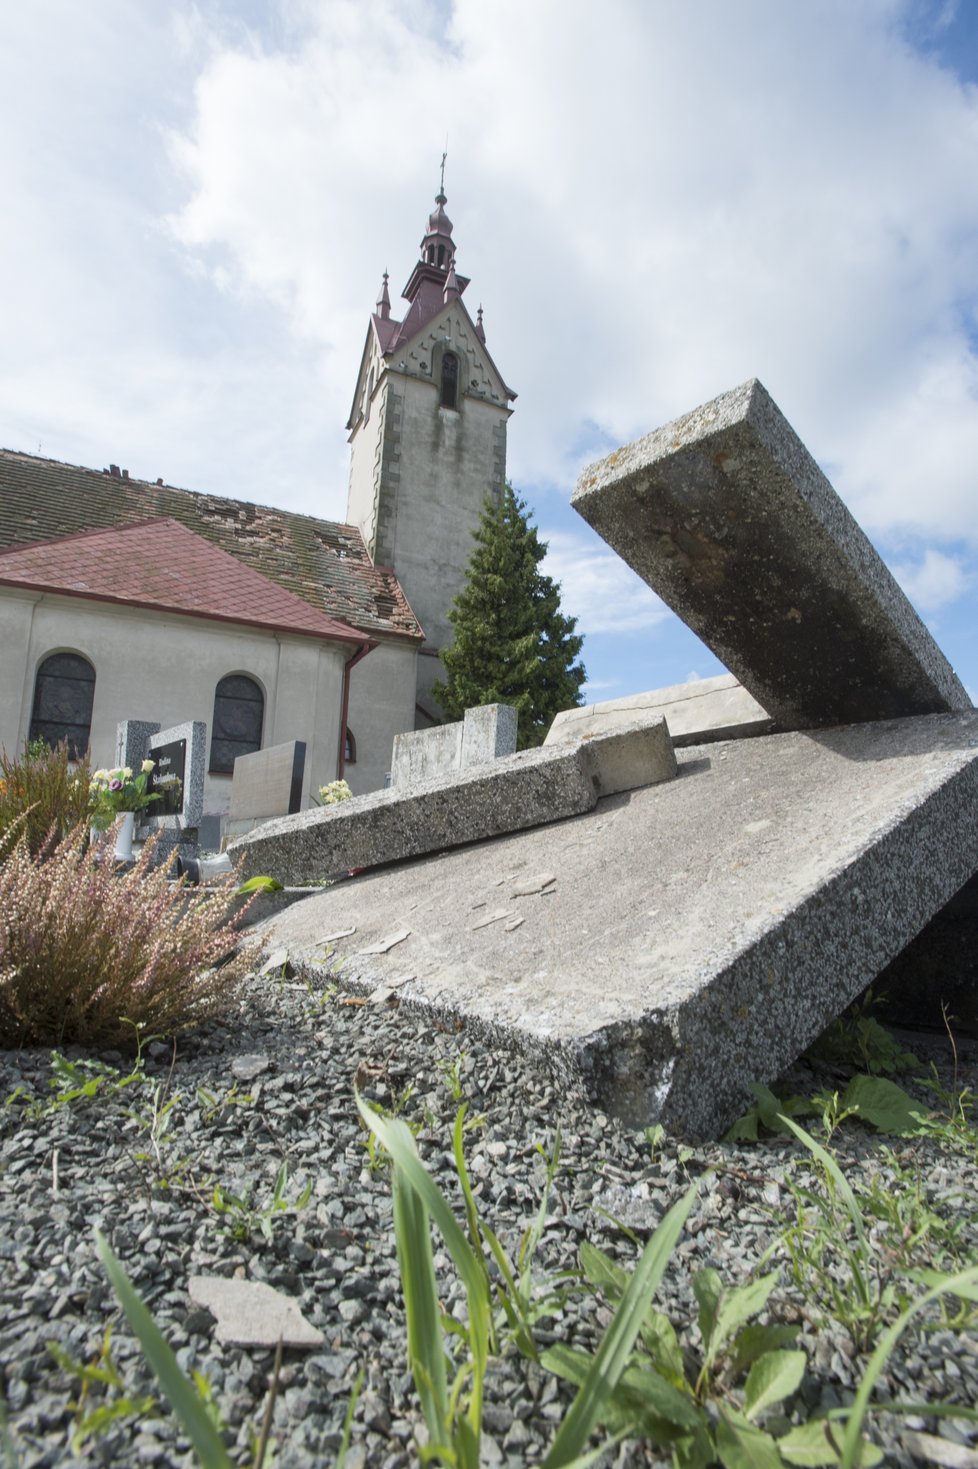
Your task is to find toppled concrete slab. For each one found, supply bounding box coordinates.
[546,673,775,747]
[258,712,978,1140]
[572,380,971,728]
[229,719,676,884]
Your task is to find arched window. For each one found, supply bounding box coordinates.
[440,350,459,410]
[209,674,264,774]
[344,728,357,765]
[29,651,95,759]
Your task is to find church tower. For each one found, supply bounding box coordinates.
[345,172,516,724]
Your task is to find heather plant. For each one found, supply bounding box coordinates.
[0,738,92,858]
[0,827,251,1048]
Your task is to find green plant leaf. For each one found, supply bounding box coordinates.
[715,1410,783,1469]
[728,1323,801,1377]
[391,1158,450,1447]
[742,1349,806,1422]
[540,1182,699,1468]
[840,1075,925,1134]
[357,1096,491,1461]
[639,1308,686,1383]
[580,1241,628,1303]
[777,1116,866,1246]
[777,1419,846,1467]
[837,1264,978,1469]
[692,1268,722,1349]
[235,875,283,894]
[710,1272,779,1365]
[94,1231,234,1469]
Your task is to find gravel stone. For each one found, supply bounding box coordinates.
[2,972,976,1467]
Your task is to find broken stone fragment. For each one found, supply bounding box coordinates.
[188,1277,324,1348]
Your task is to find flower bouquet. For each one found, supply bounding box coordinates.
[89,760,163,832]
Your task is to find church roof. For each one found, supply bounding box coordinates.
[0,449,424,642]
[0,517,371,645]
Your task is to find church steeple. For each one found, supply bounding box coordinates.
[376,270,391,321]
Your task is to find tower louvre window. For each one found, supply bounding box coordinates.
[440,350,459,410]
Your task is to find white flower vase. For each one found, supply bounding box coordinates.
[114,811,135,861]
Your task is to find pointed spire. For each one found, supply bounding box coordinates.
[475,304,486,343]
[376,269,391,321]
[443,255,460,303]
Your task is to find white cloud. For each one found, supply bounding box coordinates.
[889,546,972,613]
[3,0,978,694]
[541,529,672,637]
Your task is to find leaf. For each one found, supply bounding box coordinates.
[726,1084,814,1141]
[693,1268,723,1348]
[710,1272,779,1364]
[640,1308,686,1383]
[542,1346,701,1440]
[94,1231,234,1469]
[541,1182,699,1469]
[580,1240,628,1303]
[742,1349,806,1422]
[839,1075,925,1135]
[715,1410,784,1469]
[777,1419,846,1467]
[234,875,283,894]
[728,1323,801,1377]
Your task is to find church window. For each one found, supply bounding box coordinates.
[345,728,357,765]
[440,350,459,410]
[29,651,95,759]
[210,674,264,773]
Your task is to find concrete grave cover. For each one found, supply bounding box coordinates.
[572,380,971,729]
[259,713,978,1140]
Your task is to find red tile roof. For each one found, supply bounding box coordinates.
[0,517,371,645]
[0,450,424,642]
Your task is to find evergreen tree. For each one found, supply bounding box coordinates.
[433,485,586,748]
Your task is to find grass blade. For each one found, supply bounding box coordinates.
[94,1230,233,1469]
[838,1264,978,1469]
[541,1182,699,1468]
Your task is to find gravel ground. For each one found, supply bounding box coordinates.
[1,959,977,1469]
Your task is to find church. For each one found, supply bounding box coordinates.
[0,181,515,821]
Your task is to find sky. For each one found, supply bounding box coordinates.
[1,0,977,704]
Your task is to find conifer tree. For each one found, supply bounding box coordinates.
[433,485,586,748]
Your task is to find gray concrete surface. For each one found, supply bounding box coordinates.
[572,380,971,729]
[229,720,676,884]
[546,673,775,747]
[257,712,978,1139]
[390,704,518,788]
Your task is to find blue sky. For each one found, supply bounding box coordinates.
[1,1,976,706]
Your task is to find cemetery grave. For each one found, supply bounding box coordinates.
[241,380,978,1140]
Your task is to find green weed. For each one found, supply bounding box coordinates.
[211,1161,313,1242]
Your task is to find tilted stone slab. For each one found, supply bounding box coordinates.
[259,712,978,1140]
[546,673,775,748]
[572,380,971,729]
[229,718,676,884]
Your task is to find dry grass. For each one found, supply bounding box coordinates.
[0,740,93,858]
[0,825,252,1049]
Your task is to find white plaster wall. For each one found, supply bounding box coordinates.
[0,591,39,759]
[345,637,418,794]
[346,344,387,557]
[0,589,349,816]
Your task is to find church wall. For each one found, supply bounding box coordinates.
[345,636,419,794]
[0,588,350,818]
[382,374,507,716]
[345,349,387,560]
[0,590,39,761]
